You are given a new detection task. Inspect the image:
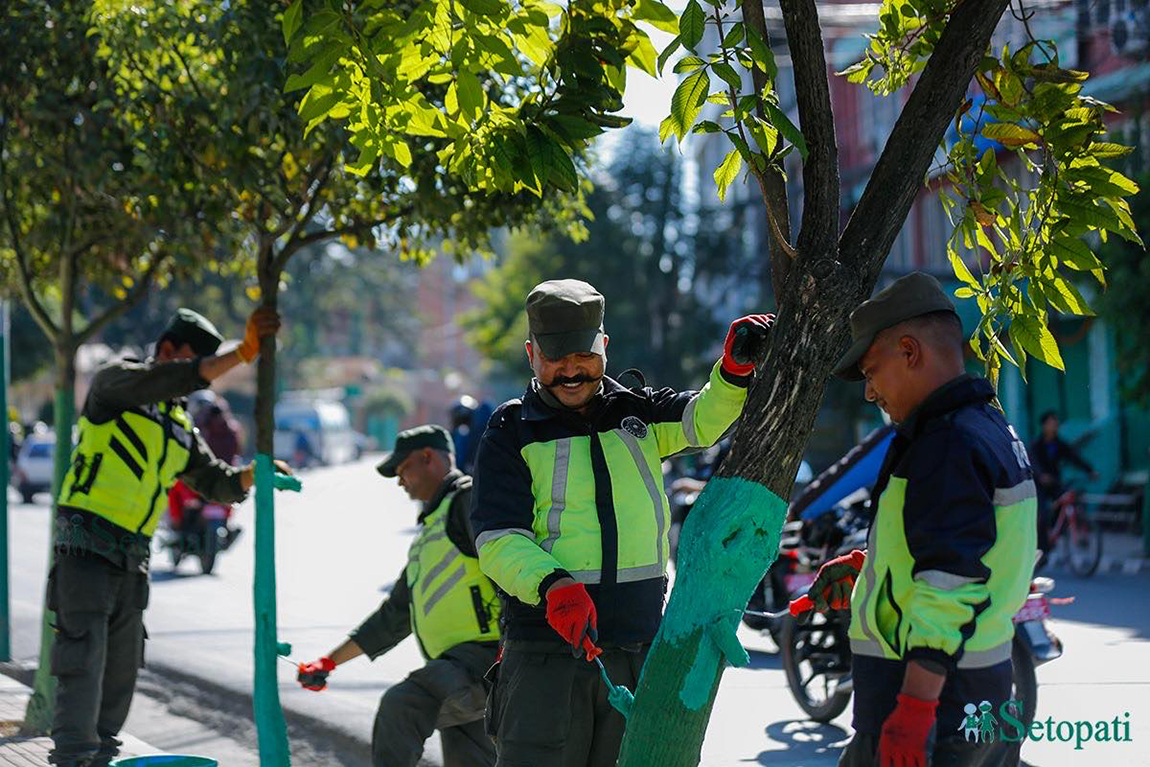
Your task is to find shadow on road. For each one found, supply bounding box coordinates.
[150,570,202,583]
[753,720,850,765]
[1039,564,1150,641]
[745,648,783,671]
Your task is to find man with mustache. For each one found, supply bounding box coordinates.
[469,278,770,766]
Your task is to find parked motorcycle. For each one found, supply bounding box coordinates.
[780,567,1066,725]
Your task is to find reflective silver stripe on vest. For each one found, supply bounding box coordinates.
[568,563,664,584]
[849,636,889,659]
[541,438,572,553]
[855,523,880,647]
[993,479,1037,507]
[914,570,984,590]
[956,641,1012,669]
[614,428,666,569]
[422,562,469,616]
[681,394,701,447]
[420,547,463,594]
[475,527,536,551]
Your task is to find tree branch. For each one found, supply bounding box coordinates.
[75,253,169,345]
[742,0,795,297]
[276,205,416,273]
[0,120,59,341]
[838,0,1011,281]
[777,0,839,261]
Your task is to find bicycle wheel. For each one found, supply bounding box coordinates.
[1063,507,1102,577]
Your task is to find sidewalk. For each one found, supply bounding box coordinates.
[1046,530,1150,573]
[0,673,160,767]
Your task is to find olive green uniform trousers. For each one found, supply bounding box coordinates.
[486,640,648,767]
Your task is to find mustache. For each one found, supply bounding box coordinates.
[545,373,600,386]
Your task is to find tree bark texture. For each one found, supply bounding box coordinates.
[616,1,1011,764]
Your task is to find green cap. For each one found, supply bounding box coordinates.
[161,308,225,357]
[376,424,454,477]
[526,279,606,359]
[834,271,958,381]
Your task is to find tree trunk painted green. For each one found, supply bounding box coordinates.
[22,350,76,734]
[252,264,291,765]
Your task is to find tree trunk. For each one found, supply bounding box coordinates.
[617,0,1011,761]
[22,341,77,735]
[251,250,291,765]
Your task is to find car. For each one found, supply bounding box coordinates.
[273,398,357,467]
[14,431,55,504]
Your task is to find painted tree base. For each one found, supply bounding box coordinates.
[617,477,787,767]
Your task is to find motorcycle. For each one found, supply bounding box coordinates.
[159,480,241,575]
[780,561,1066,726]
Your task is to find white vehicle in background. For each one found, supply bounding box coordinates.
[273,398,358,467]
[14,430,55,504]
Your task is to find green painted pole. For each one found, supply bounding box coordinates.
[253,453,290,765]
[0,300,10,662]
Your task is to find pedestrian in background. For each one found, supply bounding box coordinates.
[1030,410,1098,562]
[469,278,769,767]
[297,425,499,767]
[811,272,1037,767]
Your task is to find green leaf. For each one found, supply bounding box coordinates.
[762,102,806,159]
[657,36,682,75]
[948,244,980,288]
[673,56,707,74]
[749,116,778,156]
[692,120,723,134]
[626,32,659,77]
[633,0,680,34]
[1049,234,1104,272]
[547,142,578,192]
[721,22,745,48]
[456,70,485,122]
[458,0,504,16]
[745,26,777,79]
[713,148,743,202]
[284,44,342,93]
[282,0,303,46]
[1058,195,1141,244]
[525,126,552,186]
[981,123,1041,149]
[679,0,705,50]
[670,69,709,142]
[1010,314,1064,371]
[659,113,677,144]
[1044,275,1094,316]
[713,62,743,91]
[1088,141,1134,159]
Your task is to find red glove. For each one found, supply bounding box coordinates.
[297,656,336,691]
[721,314,774,378]
[807,549,866,613]
[545,582,602,661]
[878,693,938,767]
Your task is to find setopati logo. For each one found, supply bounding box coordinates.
[960,700,1132,750]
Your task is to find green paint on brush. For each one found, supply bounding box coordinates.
[657,476,788,710]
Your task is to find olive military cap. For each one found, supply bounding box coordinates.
[161,308,225,357]
[376,424,454,477]
[526,279,606,359]
[834,271,958,381]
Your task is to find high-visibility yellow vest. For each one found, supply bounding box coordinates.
[406,490,501,659]
[60,402,195,538]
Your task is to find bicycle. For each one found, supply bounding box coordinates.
[1047,487,1103,577]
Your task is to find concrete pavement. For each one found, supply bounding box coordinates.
[8,456,1150,765]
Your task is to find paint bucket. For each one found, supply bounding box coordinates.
[109,756,218,767]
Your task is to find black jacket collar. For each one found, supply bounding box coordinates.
[419,469,467,523]
[520,376,637,422]
[895,374,996,440]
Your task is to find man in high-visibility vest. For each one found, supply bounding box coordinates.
[297,425,500,767]
[48,307,284,767]
[469,279,770,766]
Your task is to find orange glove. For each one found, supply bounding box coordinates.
[807,549,866,612]
[236,307,280,363]
[878,693,937,767]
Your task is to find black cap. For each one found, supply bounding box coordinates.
[161,308,225,357]
[526,279,606,359]
[376,424,454,477]
[834,272,958,381]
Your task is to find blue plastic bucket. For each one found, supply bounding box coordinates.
[109,756,218,767]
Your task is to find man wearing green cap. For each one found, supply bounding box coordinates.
[470,278,771,766]
[805,272,1035,767]
[48,307,284,767]
[297,424,499,767]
